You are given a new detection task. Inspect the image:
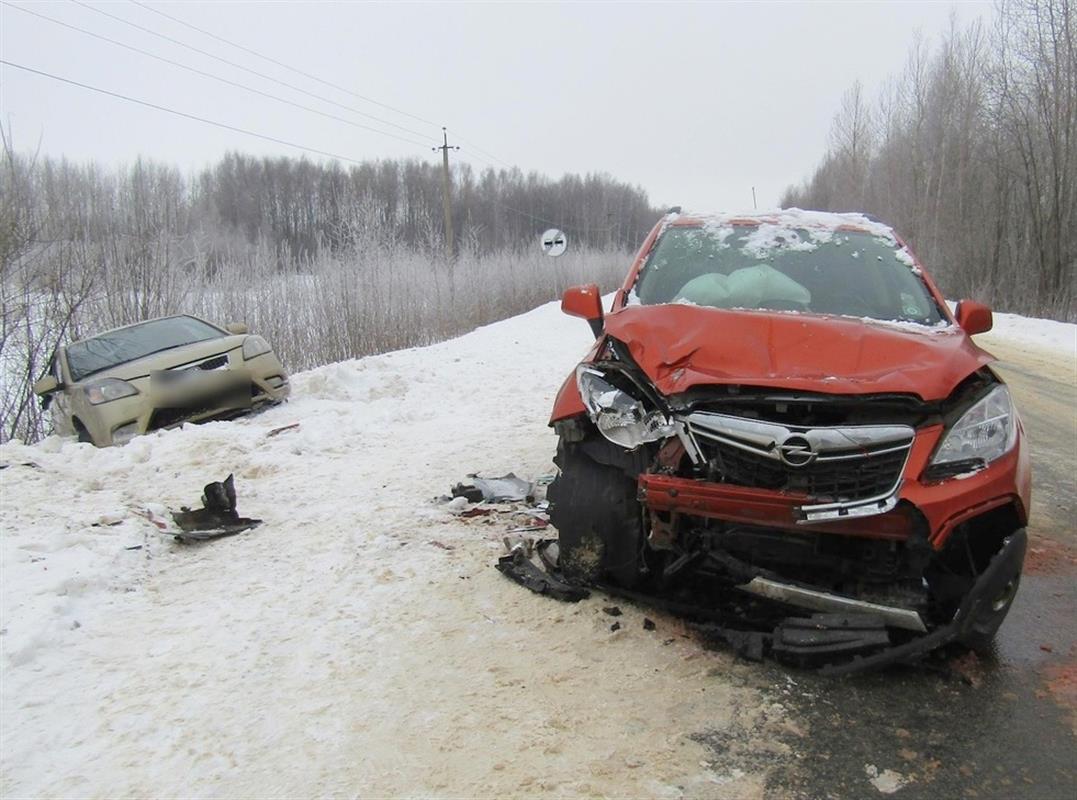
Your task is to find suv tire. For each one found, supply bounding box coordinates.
[548,436,644,588]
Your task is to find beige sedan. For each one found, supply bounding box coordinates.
[33,314,290,447]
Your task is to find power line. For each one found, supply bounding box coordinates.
[125,0,516,172]
[129,0,441,130]
[451,132,513,169]
[3,57,609,239]
[493,202,564,229]
[66,0,434,141]
[0,59,370,165]
[3,2,430,148]
[10,5,587,238]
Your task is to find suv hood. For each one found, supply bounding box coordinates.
[604,305,992,401]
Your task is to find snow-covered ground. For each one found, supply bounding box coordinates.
[1,300,791,798]
[2,299,1073,797]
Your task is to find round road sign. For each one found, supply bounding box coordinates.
[540,228,568,257]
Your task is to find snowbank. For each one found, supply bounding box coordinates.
[985,311,1077,357]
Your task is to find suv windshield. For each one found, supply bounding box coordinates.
[632,224,945,325]
[67,316,224,381]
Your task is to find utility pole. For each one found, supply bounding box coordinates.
[433,127,459,258]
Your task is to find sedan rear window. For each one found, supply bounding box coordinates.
[67,316,224,381]
[632,224,946,326]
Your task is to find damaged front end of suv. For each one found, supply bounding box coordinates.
[547,210,1031,671]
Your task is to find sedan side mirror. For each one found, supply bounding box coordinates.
[226,323,249,335]
[955,300,993,335]
[33,375,60,396]
[561,284,604,337]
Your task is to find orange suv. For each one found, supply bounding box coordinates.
[548,209,1030,666]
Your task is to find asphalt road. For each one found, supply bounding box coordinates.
[738,333,1077,799]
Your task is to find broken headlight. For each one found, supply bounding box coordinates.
[930,385,1017,474]
[85,378,138,405]
[576,365,674,449]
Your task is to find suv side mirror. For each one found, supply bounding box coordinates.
[226,323,249,335]
[33,375,60,396]
[955,300,993,335]
[562,284,604,337]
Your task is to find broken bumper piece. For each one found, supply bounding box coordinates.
[738,576,928,632]
[495,529,1027,675]
[820,528,1027,675]
[496,549,590,602]
[701,530,1026,673]
[170,473,262,542]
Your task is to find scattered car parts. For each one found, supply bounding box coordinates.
[496,547,589,603]
[451,473,534,503]
[170,474,262,542]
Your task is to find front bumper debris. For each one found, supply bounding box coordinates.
[738,576,928,632]
[820,528,1027,675]
[496,548,589,603]
[170,473,262,542]
[494,529,1027,675]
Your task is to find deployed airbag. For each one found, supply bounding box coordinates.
[675,264,811,308]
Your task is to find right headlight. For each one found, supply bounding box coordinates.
[242,335,272,360]
[576,365,674,450]
[930,384,1017,471]
[85,378,138,405]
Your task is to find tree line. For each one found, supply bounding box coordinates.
[1,148,659,265]
[782,0,1075,321]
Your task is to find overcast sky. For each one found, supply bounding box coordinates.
[1,1,989,212]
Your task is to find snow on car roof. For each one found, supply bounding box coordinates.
[666,207,900,241]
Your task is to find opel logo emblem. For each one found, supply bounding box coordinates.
[778,435,816,468]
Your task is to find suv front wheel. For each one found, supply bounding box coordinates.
[548,437,645,588]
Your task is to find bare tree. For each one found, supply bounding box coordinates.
[783,0,1076,320]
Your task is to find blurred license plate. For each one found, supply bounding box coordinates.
[151,369,247,407]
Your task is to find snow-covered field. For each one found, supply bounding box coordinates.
[2,298,1073,798]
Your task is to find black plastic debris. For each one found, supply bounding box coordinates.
[171,474,261,542]
[495,549,589,602]
[451,484,485,503]
[610,621,622,632]
[770,614,891,668]
[693,624,767,662]
[643,618,657,631]
[603,606,623,617]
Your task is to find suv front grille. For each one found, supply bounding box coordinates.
[685,412,913,503]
